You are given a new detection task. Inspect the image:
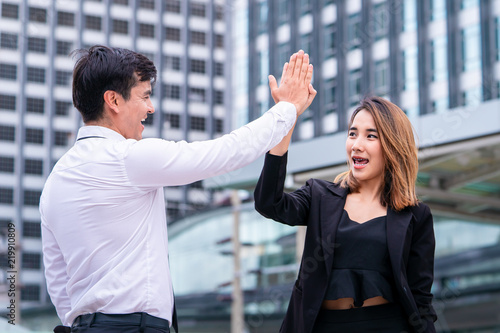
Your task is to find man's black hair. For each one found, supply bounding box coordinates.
[71,45,157,122]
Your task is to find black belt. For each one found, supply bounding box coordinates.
[72,312,170,331]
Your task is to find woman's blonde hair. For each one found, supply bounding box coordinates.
[334,96,419,211]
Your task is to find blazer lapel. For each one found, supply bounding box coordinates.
[320,185,347,275]
[386,207,413,276]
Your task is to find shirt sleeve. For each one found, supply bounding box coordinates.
[124,101,297,187]
[41,219,72,326]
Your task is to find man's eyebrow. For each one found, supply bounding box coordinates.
[144,89,152,96]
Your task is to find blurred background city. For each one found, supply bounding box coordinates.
[0,0,499,332]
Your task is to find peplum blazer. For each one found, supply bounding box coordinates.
[254,152,437,333]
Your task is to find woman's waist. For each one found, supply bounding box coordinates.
[321,296,390,310]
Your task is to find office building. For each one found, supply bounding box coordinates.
[0,0,230,327]
[174,0,500,332]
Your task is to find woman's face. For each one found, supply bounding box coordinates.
[345,109,385,186]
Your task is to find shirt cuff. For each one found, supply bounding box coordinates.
[272,101,297,131]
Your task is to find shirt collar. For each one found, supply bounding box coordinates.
[76,126,127,142]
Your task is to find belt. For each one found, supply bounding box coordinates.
[72,312,170,331]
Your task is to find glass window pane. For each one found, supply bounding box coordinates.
[432,36,448,81]
[431,0,446,21]
[462,25,481,72]
[403,46,418,91]
[402,0,417,32]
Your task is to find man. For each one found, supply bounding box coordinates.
[40,45,315,333]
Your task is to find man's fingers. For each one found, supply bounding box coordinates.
[299,53,310,81]
[286,53,297,80]
[293,50,304,79]
[280,62,289,85]
[268,75,278,102]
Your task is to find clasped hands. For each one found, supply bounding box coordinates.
[269,50,317,116]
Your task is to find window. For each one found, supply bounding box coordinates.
[190,59,205,74]
[190,116,206,131]
[277,42,291,70]
[56,70,72,86]
[431,0,446,21]
[348,69,362,106]
[300,0,311,14]
[496,18,500,61]
[373,2,389,40]
[0,187,13,204]
[324,78,337,107]
[215,5,224,20]
[214,90,224,105]
[85,15,102,31]
[165,0,181,13]
[139,23,155,38]
[21,285,40,301]
[165,113,180,129]
[163,84,181,99]
[167,201,180,219]
[56,41,72,56]
[347,13,362,50]
[0,125,15,141]
[374,60,389,94]
[431,36,448,81]
[24,158,43,175]
[28,37,46,53]
[113,0,129,5]
[214,119,223,133]
[188,87,206,103]
[191,31,206,45]
[25,128,44,145]
[431,97,449,114]
[1,3,19,19]
[26,97,45,114]
[461,0,478,10]
[215,34,224,48]
[257,1,268,34]
[24,190,41,206]
[0,156,14,173]
[55,101,72,116]
[324,24,336,59]
[0,60,17,80]
[29,7,46,23]
[22,252,41,269]
[27,67,45,83]
[190,2,206,17]
[402,0,417,32]
[278,0,288,24]
[215,62,224,76]
[403,46,418,91]
[462,86,482,106]
[165,27,181,41]
[0,94,16,110]
[54,131,71,146]
[0,33,18,49]
[57,11,75,27]
[462,25,481,72]
[300,34,311,55]
[258,50,269,85]
[139,0,155,9]
[165,56,181,70]
[23,221,41,238]
[112,19,128,34]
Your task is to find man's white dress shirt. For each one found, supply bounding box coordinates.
[40,102,296,326]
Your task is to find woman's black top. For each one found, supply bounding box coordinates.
[324,209,396,307]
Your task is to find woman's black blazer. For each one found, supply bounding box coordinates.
[254,152,437,333]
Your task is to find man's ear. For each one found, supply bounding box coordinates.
[103,90,120,114]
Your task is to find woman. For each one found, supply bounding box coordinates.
[254,96,437,333]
